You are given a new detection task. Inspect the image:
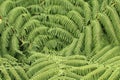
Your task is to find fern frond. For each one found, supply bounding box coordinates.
[91,20,108,54]
[32,64,58,78]
[108,68,120,80]
[67,10,84,31]
[48,76,76,80]
[63,60,88,67]
[10,34,22,56]
[105,6,120,42]
[7,66,22,80]
[1,26,13,55]
[71,64,98,76]
[0,0,14,17]
[27,26,49,41]
[15,66,29,80]
[96,46,120,63]
[8,7,29,24]
[97,13,119,45]
[45,5,67,15]
[113,0,120,16]
[49,15,79,37]
[29,35,52,52]
[20,19,41,36]
[14,13,31,30]
[64,71,82,80]
[64,38,78,56]
[48,28,73,44]
[67,55,86,60]
[91,0,99,19]
[90,45,112,62]
[83,2,91,25]
[103,56,120,65]
[98,67,113,80]
[74,33,84,55]
[27,5,44,15]
[27,60,54,77]
[45,0,74,11]
[84,26,92,56]
[68,0,85,7]
[30,68,59,80]
[82,66,106,80]
[0,65,11,80]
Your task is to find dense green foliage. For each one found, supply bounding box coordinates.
[0,0,120,80]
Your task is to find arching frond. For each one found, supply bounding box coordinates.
[97,13,119,45]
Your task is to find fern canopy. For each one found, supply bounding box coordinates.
[0,0,120,80]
